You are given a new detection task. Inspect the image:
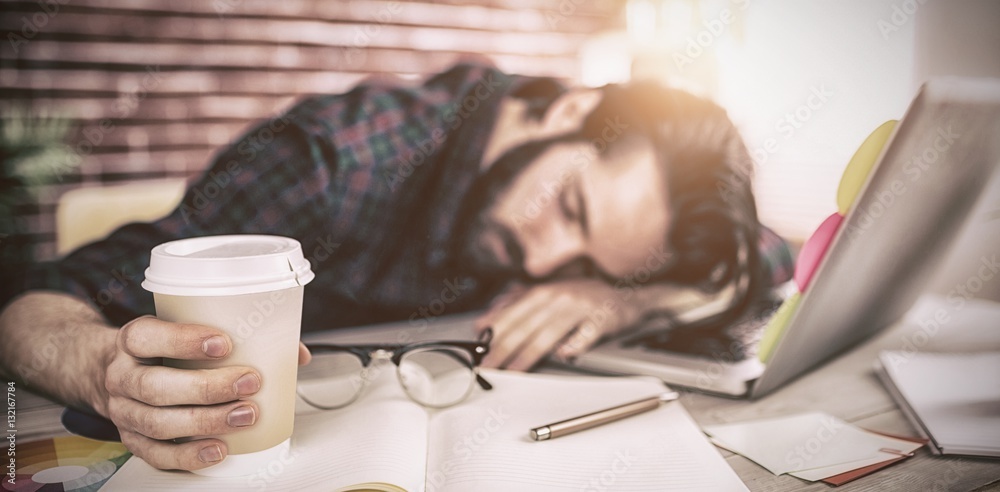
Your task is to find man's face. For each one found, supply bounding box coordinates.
[461,132,672,282]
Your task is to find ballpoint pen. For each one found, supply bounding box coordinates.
[529,392,680,441]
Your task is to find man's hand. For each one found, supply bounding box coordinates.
[0,292,312,471]
[103,316,311,471]
[475,279,642,371]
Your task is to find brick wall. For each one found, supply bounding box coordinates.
[1,0,624,261]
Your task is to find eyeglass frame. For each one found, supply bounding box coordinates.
[299,328,494,409]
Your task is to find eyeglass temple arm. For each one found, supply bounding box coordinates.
[425,328,494,390]
[419,344,492,391]
[473,327,494,390]
[476,372,493,390]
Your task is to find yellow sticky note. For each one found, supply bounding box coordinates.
[836,120,898,214]
[758,292,802,363]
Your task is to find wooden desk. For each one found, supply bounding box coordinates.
[10,307,1000,491]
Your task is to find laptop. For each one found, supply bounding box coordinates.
[305,78,1000,399]
[569,77,1000,398]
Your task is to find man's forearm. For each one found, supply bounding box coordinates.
[0,291,119,417]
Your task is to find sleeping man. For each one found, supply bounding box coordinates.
[0,62,791,470]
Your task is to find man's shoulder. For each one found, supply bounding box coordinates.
[288,62,516,119]
[421,60,516,94]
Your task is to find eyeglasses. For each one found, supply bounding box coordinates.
[297,329,493,409]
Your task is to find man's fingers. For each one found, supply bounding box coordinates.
[298,342,311,366]
[483,302,557,368]
[555,320,604,361]
[504,317,580,372]
[475,300,513,334]
[477,285,553,337]
[120,429,228,471]
[474,284,528,331]
[119,316,231,360]
[108,364,261,406]
[108,397,258,441]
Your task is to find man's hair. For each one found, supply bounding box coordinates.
[580,82,764,325]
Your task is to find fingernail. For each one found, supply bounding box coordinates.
[234,373,261,396]
[198,444,223,463]
[228,405,256,427]
[202,336,228,358]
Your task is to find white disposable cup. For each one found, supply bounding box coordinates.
[141,235,314,477]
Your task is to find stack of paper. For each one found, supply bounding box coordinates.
[703,412,925,486]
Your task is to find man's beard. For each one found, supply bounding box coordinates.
[450,134,574,279]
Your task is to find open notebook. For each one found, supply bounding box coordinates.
[102,369,746,491]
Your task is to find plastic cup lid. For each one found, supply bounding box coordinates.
[142,235,315,296]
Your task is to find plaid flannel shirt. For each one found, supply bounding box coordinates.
[14,63,794,330]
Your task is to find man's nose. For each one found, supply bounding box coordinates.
[524,234,584,279]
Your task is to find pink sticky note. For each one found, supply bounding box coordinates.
[794,213,844,291]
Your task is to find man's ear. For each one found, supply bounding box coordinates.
[541,89,602,136]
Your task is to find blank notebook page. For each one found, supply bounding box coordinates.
[426,370,747,492]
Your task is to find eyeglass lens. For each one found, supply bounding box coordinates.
[398,346,477,408]
[297,351,367,409]
[297,345,478,409]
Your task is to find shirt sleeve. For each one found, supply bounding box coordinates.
[18,113,337,327]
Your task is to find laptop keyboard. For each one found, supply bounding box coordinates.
[621,298,784,362]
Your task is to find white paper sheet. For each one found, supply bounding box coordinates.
[787,433,924,481]
[702,412,888,475]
